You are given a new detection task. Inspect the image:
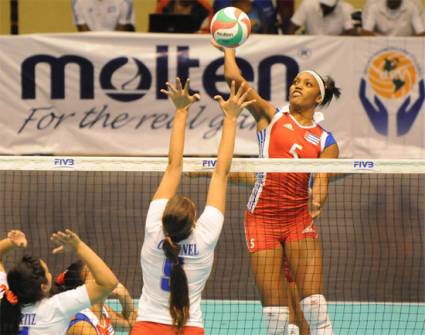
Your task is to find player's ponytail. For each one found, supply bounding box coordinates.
[320,76,341,107]
[0,256,47,335]
[162,195,196,334]
[53,260,85,294]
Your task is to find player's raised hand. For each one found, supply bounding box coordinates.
[51,229,82,254]
[214,81,255,118]
[211,38,225,52]
[7,230,27,249]
[160,77,200,110]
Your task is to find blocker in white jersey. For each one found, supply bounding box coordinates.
[137,199,224,328]
[131,77,254,335]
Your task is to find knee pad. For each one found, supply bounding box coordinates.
[301,294,333,335]
[287,323,300,335]
[262,306,289,335]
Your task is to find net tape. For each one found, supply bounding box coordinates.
[0,156,424,173]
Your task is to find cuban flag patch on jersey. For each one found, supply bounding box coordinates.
[304,132,320,145]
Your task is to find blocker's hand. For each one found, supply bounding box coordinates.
[160,77,200,111]
[214,81,255,118]
[7,230,27,249]
[51,229,82,254]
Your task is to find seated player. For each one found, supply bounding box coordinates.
[0,229,118,334]
[54,261,136,335]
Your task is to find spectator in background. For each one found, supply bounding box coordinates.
[362,0,425,36]
[287,0,356,35]
[156,0,213,33]
[214,0,278,34]
[72,0,135,32]
[363,0,424,19]
[275,0,295,34]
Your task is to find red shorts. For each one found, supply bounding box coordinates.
[244,210,318,253]
[131,321,204,335]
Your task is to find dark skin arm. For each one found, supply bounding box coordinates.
[213,41,275,130]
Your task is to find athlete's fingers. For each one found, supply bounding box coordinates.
[238,87,252,104]
[64,229,77,238]
[241,99,256,109]
[214,95,224,104]
[165,81,178,94]
[183,78,190,94]
[51,231,70,245]
[210,38,225,52]
[176,77,183,92]
[235,82,246,99]
[192,93,201,102]
[160,89,172,97]
[52,246,64,254]
[229,80,236,97]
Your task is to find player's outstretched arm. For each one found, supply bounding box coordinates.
[51,229,118,305]
[0,230,27,273]
[211,40,275,125]
[153,78,200,200]
[311,144,339,219]
[206,81,255,214]
[107,283,137,330]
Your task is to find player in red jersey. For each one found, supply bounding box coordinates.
[214,42,340,335]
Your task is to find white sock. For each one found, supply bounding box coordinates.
[262,306,289,335]
[287,323,300,335]
[301,294,333,335]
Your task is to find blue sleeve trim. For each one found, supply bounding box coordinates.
[68,313,92,330]
[324,132,337,149]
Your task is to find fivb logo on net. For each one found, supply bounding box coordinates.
[359,47,425,137]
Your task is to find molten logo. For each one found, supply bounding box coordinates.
[100,57,151,102]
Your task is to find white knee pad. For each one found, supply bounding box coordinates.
[287,323,300,335]
[301,294,333,335]
[262,306,289,335]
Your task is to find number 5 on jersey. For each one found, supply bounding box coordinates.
[161,258,184,292]
[289,143,303,158]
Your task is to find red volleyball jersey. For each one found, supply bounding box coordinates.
[247,105,336,220]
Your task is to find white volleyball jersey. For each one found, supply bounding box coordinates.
[72,0,135,31]
[0,271,91,335]
[137,199,224,328]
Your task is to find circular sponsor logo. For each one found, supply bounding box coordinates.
[367,50,417,99]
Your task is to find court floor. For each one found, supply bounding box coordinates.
[111,300,425,334]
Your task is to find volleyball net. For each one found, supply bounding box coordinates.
[0,157,424,335]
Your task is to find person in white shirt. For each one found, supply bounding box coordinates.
[362,0,425,36]
[0,229,118,335]
[287,0,356,35]
[363,0,424,23]
[131,77,254,335]
[72,0,135,32]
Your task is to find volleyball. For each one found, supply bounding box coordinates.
[210,7,251,48]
